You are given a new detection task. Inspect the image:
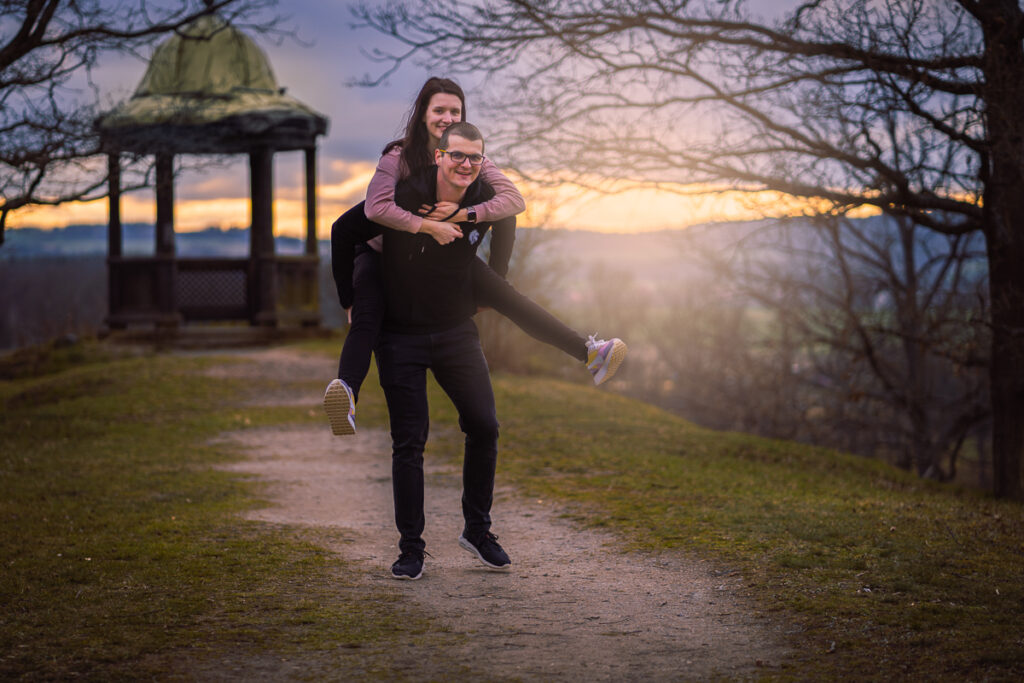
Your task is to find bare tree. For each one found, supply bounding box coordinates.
[695,215,990,479]
[352,0,1024,498]
[0,0,281,243]
[643,277,807,439]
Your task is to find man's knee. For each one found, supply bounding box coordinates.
[461,413,499,443]
[390,419,429,457]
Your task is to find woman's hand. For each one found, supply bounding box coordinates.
[419,201,466,223]
[419,219,463,245]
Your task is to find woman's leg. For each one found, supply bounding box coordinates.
[470,258,588,362]
[338,248,385,402]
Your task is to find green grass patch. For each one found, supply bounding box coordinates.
[408,371,1024,681]
[0,335,133,380]
[0,347,456,680]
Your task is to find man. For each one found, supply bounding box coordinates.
[333,122,515,580]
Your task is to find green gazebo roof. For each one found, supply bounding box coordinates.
[96,14,328,154]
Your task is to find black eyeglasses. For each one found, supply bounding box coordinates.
[439,149,485,166]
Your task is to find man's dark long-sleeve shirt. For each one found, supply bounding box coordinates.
[331,166,516,334]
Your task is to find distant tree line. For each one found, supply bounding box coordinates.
[0,251,344,349]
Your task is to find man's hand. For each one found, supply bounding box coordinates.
[420,219,463,245]
[345,307,352,324]
[420,201,466,223]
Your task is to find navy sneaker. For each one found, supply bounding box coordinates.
[390,551,423,580]
[458,532,511,571]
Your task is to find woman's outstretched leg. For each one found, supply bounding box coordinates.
[470,259,627,385]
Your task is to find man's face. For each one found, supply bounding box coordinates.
[435,134,484,191]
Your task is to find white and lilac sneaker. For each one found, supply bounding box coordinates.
[323,378,356,435]
[585,335,628,386]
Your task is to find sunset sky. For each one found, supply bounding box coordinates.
[10,1,806,237]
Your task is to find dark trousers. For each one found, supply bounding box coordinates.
[336,254,588,400]
[375,320,499,554]
[337,248,383,402]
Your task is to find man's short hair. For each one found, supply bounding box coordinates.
[439,121,484,153]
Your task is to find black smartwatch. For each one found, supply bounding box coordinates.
[466,206,477,223]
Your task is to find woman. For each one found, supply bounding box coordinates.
[324,77,626,436]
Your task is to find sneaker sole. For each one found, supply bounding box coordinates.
[323,381,356,436]
[458,534,511,571]
[391,569,423,580]
[593,339,628,386]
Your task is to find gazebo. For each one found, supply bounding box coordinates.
[95,12,328,330]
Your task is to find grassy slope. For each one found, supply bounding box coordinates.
[2,337,1023,680]
[0,343,453,680]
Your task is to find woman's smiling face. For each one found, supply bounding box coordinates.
[422,93,463,145]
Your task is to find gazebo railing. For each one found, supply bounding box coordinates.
[177,258,250,320]
[107,254,319,328]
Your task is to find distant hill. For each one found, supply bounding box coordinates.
[1,224,311,260]
[0,223,699,298]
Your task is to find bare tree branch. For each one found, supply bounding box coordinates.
[0,0,284,244]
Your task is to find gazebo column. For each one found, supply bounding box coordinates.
[154,153,178,326]
[108,154,123,258]
[106,154,125,329]
[304,147,317,256]
[249,145,277,325]
[299,146,321,327]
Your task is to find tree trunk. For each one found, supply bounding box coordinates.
[984,230,1024,499]
[980,0,1024,499]
[896,217,935,476]
[985,239,1024,499]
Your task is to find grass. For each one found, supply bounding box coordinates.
[3,335,1023,680]
[0,341,459,680]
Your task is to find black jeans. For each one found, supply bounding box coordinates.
[337,247,383,402]
[375,319,499,554]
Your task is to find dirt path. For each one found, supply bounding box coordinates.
[214,348,792,680]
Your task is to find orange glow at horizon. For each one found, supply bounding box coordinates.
[10,163,380,238]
